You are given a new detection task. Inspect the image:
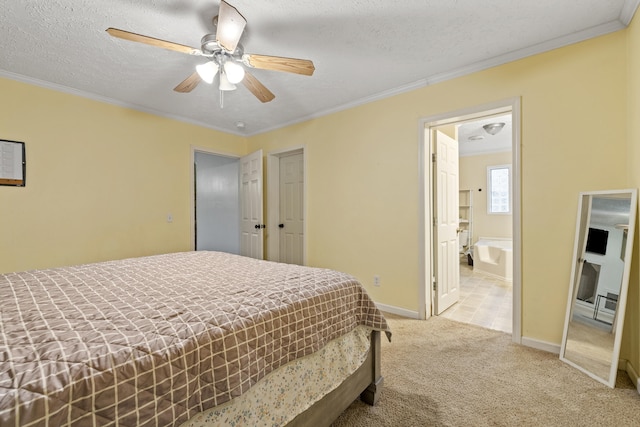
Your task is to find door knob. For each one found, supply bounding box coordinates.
[255,224,265,229]
[279,224,284,228]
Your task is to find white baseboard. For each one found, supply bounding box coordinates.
[621,359,640,394]
[375,305,565,356]
[521,336,561,354]
[375,303,420,319]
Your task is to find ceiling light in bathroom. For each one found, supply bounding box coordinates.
[483,122,505,135]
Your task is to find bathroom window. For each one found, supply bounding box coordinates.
[487,165,511,214]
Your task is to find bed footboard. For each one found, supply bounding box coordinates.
[288,330,383,426]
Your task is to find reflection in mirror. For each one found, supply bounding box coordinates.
[560,189,637,387]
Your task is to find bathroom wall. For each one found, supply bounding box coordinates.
[459,151,513,245]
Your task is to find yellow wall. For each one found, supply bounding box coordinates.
[0,78,247,273]
[625,12,640,382]
[249,31,628,345]
[0,23,635,359]
[459,151,513,243]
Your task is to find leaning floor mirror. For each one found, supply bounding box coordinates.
[560,189,637,387]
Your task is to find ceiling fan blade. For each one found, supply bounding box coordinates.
[242,72,275,103]
[174,72,202,93]
[106,28,202,56]
[216,1,246,53]
[243,54,315,76]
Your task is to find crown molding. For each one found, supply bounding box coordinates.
[246,79,429,136]
[248,19,628,136]
[621,0,640,25]
[0,69,245,137]
[2,12,634,138]
[425,20,625,86]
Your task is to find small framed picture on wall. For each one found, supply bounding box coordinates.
[0,139,26,187]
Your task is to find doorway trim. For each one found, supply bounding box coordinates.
[266,146,307,264]
[418,97,522,344]
[190,146,241,251]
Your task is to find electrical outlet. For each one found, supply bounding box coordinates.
[373,275,380,287]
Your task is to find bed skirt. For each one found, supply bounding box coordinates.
[181,326,379,426]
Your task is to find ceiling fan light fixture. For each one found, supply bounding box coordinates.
[224,61,245,84]
[219,72,237,91]
[107,1,313,106]
[196,61,219,84]
[483,122,506,135]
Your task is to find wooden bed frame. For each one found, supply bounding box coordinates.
[288,330,383,426]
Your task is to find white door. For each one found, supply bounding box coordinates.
[433,130,460,314]
[279,153,304,264]
[240,150,263,259]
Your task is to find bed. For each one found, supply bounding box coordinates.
[0,251,390,426]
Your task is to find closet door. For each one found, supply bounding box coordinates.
[278,152,304,265]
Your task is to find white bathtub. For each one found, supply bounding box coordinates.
[473,237,513,282]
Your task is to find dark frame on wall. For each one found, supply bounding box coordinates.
[0,139,26,187]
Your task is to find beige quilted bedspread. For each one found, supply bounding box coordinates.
[0,251,389,427]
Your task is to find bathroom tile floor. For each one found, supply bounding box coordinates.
[440,260,512,334]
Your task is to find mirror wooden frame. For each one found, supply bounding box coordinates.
[560,189,637,387]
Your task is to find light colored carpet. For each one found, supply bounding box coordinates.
[332,314,640,426]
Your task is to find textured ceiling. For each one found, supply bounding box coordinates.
[1,1,638,136]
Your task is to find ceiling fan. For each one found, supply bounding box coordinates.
[106,0,315,107]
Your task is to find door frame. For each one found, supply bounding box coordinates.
[266,146,307,264]
[190,146,241,251]
[418,97,522,344]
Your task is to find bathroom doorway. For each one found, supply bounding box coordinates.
[420,99,521,343]
[441,113,513,333]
